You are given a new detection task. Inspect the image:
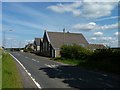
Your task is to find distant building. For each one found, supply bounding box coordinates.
[34,38,43,53]
[24,43,35,52]
[86,44,105,50]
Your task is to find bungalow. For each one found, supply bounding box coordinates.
[34,38,43,54]
[33,30,105,57]
[24,43,35,52]
[42,30,89,57]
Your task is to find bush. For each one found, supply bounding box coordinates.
[60,44,92,60]
[89,48,120,62]
[24,47,34,52]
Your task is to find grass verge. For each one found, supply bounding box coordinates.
[54,57,87,65]
[0,49,2,89]
[2,52,23,88]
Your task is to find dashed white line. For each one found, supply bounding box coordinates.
[32,59,39,63]
[102,74,108,77]
[104,83,113,88]
[45,64,59,68]
[45,64,53,68]
[9,53,41,89]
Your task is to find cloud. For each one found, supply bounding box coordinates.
[25,39,34,43]
[114,32,120,36]
[72,22,118,31]
[3,15,44,30]
[90,37,97,40]
[96,16,120,21]
[100,37,112,41]
[47,2,81,16]
[84,0,119,2]
[82,2,117,18]
[97,23,118,30]
[47,2,117,19]
[93,32,103,37]
[72,22,96,31]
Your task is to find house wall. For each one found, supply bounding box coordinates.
[42,31,54,57]
[55,49,61,57]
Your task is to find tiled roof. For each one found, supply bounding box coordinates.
[86,44,105,49]
[34,38,42,45]
[47,31,89,49]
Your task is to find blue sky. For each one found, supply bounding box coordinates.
[1,1,120,48]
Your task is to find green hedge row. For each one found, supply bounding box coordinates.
[60,44,92,60]
[60,45,120,61]
[90,48,120,62]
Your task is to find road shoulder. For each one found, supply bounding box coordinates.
[13,55,38,88]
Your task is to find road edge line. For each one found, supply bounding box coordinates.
[9,53,42,89]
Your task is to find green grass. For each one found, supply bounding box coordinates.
[2,52,23,88]
[0,49,2,89]
[54,57,86,66]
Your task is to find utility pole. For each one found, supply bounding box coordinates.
[3,29,13,49]
[3,31,6,49]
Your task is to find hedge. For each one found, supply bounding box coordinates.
[60,44,92,60]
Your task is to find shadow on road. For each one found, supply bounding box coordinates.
[39,65,120,89]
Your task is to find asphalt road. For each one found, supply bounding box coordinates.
[10,51,120,89]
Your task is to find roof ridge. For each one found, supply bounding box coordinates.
[47,31,83,35]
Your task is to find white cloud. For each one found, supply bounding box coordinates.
[72,22,96,31]
[72,22,118,31]
[47,2,81,16]
[25,39,34,43]
[90,37,97,40]
[114,32,120,36]
[93,32,103,37]
[96,16,120,22]
[82,2,117,18]
[100,37,112,41]
[84,0,119,2]
[47,2,117,19]
[98,23,118,30]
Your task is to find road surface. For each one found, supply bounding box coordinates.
[10,51,120,89]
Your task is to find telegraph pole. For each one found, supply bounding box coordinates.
[3,31,6,48]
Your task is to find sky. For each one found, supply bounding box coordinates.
[1,0,120,48]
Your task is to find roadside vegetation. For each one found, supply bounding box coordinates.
[2,51,23,88]
[54,44,120,75]
[0,48,2,89]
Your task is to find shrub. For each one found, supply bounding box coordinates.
[89,48,120,62]
[60,44,92,60]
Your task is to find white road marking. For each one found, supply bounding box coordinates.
[45,64,53,68]
[79,78,83,81]
[51,65,58,68]
[44,64,60,71]
[102,74,108,77]
[104,83,113,88]
[9,53,42,89]
[32,59,39,63]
